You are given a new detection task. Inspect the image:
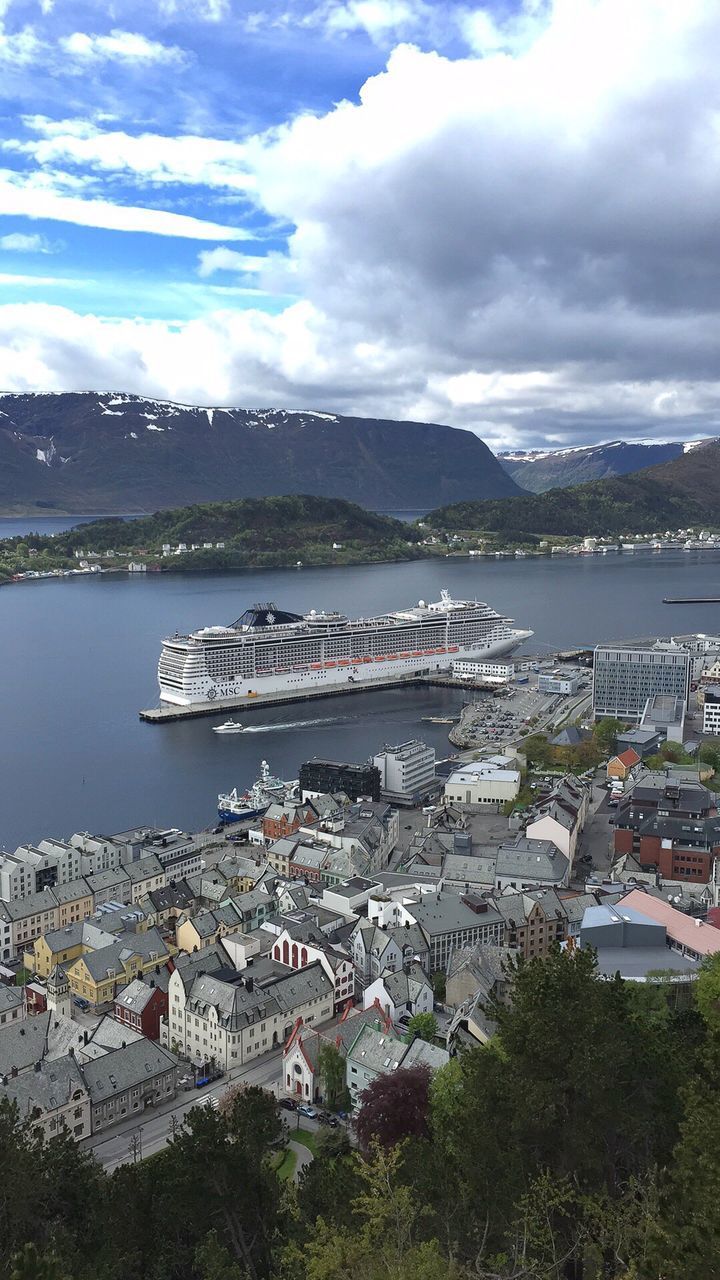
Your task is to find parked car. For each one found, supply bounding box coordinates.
[297,1104,317,1118]
[73,996,90,1011]
[279,1098,297,1111]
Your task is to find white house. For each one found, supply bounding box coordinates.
[351,920,405,984]
[269,928,355,1008]
[282,1003,392,1102]
[363,961,433,1021]
[525,776,589,865]
[443,760,520,809]
[166,960,334,1069]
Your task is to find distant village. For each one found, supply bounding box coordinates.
[2,629,720,1164]
[6,522,720,588]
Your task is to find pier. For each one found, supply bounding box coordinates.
[140,673,432,723]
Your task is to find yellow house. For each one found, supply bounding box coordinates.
[607,748,641,782]
[26,925,85,978]
[65,928,173,1006]
[24,919,119,980]
[175,905,240,955]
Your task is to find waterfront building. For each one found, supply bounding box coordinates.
[592,642,691,721]
[372,740,436,803]
[451,659,515,684]
[299,758,381,801]
[537,670,582,695]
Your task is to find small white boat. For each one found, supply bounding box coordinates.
[213,720,245,734]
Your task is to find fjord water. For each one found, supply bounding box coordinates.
[2,549,719,849]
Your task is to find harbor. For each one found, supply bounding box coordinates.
[139,672,505,723]
[6,548,720,847]
[140,672,425,722]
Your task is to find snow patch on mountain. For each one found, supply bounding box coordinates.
[683,439,709,453]
[35,439,56,466]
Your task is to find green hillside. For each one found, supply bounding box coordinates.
[426,441,720,536]
[3,495,425,577]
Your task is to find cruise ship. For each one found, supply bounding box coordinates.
[157,590,533,708]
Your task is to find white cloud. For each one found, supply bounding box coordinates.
[0,301,719,457]
[197,247,272,275]
[59,29,187,66]
[0,231,58,252]
[0,22,40,64]
[321,0,430,39]
[248,0,434,42]
[13,117,255,194]
[0,168,251,240]
[157,0,229,19]
[5,0,720,450]
[0,273,88,286]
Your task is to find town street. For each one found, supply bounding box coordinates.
[83,1045,286,1171]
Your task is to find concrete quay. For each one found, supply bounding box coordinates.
[140,672,440,723]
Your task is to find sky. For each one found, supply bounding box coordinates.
[0,0,719,451]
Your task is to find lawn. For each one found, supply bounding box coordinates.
[294,1126,320,1156]
[274,1147,298,1181]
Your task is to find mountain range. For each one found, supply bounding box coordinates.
[427,439,720,536]
[0,392,521,515]
[498,440,693,492]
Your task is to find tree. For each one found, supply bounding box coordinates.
[317,1042,346,1109]
[592,717,624,755]
[696,953,720,1028]
[290,1144,462,1280]
[431,972,446,1001]
[521,733,554,769]
[650,1034,720,1280]
[699,742,720,772]
[405,1013,439,1044]
[9,1245,69,1280]
[429,947,693,1268]
[194,1231,249,1280]
[354,1065,432,1153]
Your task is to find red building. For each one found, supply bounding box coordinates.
[261,802,316,842]
[613,775,717,883]
[114,978,168,1040]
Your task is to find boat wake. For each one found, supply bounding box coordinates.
[240,716,348,733]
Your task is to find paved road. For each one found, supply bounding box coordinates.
[288,1138,313,1181]
[84,1045,286,1171]
[571,777,615,885]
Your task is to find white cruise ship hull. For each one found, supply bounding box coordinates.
[158,629,533,707]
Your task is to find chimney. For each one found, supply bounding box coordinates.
[245,976,254,993]
[34,1060,41,1073]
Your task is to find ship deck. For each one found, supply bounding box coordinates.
[139,673,467,723]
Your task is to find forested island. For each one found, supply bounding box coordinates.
[0,496,427,582]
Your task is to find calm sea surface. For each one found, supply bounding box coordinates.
[2,549,720,849]
[0,516,142,539]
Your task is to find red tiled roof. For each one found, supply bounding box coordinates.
[614,748,641,768]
